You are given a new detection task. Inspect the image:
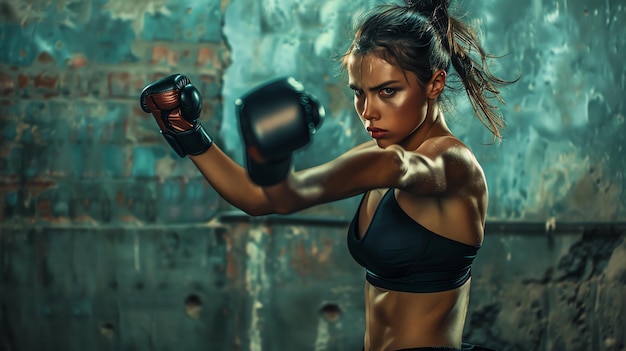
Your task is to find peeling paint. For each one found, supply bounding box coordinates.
[313,316,330,351]
[245,227,268,351]
[103,0,170,34]
[604,241,626,282]
[134,231,141,272]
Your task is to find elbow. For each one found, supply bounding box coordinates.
[242,208,270,217]
[270,203,299,216]
[238,201,298,217]
[260,178,304,215]
[236,200,274,217]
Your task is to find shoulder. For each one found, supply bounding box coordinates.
[417,135,479,170]
[387,135,484,195]
[385,135,474,167]
[417,135,470,156]
[419,135,486,193]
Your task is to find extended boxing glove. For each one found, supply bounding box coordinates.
[236,77,325,186]
[140,74,213,157]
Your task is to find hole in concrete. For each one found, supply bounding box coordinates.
[185,294,203,320]
[319,302,341,322]
[100,322,115,339]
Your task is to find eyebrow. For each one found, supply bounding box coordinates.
[348,80,400,91]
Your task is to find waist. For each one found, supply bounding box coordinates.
[364,279,470,350]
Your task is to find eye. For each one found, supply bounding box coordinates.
[353,89,363,97]
[380,88,396,97]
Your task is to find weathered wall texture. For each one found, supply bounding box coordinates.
[0,0,625,350]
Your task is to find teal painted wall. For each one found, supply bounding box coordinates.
[1,0,625,350]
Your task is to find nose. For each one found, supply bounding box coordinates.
[358,95,379,121]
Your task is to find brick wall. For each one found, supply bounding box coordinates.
[1,0,625,350]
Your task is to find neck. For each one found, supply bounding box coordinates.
[401,101,443,150]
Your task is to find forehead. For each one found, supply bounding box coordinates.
[347,53,407,86]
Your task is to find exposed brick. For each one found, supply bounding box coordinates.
[65,53,88,69]
[107,71,131,98]
[107,71,146,99]
[17,74,29,89]
[82,70,109,98]
[36,52,56,65]
[0,72,15,97]
[17,72,61,99]
[150,44,180,66]
[197,45,226,71]
[33,72,59,98]
[33,73,58,90]
[17,177,220,224]
[177,48,195,67]
[58,71,91,98]
[150,44,169,65]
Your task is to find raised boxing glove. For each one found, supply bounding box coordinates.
[236,77,325,186]
[140,74,213,157]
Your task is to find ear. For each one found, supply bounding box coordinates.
[427,70,446,100]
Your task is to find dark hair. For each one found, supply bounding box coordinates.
[342,0,515,141]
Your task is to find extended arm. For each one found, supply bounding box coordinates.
[139,75,473,217]
[260,139,468,214]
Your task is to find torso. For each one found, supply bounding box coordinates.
[363,278,470,350]
[356,143,486,350]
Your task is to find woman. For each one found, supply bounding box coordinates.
[140,1,512,350]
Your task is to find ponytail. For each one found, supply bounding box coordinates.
[413,0,515,141]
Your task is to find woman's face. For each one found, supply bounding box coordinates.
[347,53,431,149]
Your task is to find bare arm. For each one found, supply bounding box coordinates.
[261,137,473,214]
[188,145,275,216]
[186,141,384,216]
[189,136,475,217]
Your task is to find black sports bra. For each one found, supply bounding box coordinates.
[347,188,480,293]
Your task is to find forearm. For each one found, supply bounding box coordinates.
[260,146,402,214]
[260,169,327,215]
[189,146,274,216]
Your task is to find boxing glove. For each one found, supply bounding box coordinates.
[140,74,213,157]
[236,77,325,186]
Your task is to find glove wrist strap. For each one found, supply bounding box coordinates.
[162,123,213,158]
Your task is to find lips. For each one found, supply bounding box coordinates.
[367,127,388,139]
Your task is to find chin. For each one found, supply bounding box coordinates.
[375,139,391,149]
